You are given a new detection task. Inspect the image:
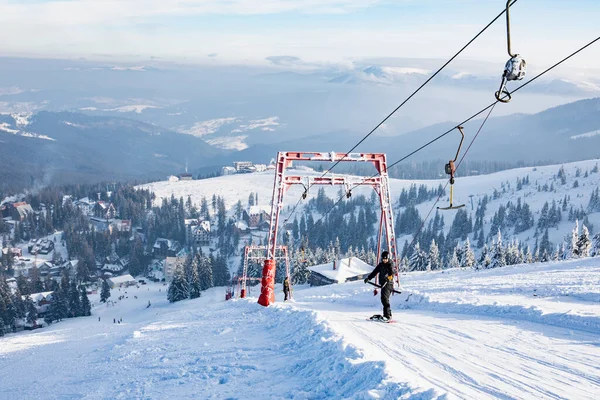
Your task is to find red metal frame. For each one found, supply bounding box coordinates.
[258,151,398,307]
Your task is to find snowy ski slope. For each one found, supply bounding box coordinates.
[1,259,599,399]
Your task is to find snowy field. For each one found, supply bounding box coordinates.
[1,259,599,399]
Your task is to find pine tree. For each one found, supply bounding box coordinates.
[167,263,189,303]
[462,239,475,268]
[198,256,214,291]
[490,231,506,269]
[69,281,82,317]
[449,248,460,269]
[408,243,428,272]
[25,296,37,326]
[100,279,111,303]
[539,229,552,257]
[577,224,592,258]
[525,246,533,263]
[80,287,91,316]
[427,239,440,271]
[570,220,580,259]
[189,255,201,299]
[591,233,600,257]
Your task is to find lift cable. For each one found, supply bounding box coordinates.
[302,35,600,245]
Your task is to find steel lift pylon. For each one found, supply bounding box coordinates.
[258,151,398,307]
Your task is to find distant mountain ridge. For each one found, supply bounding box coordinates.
[214,97,600,167]
[0,111,224,191]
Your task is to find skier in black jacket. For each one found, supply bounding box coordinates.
[365,251,395,320]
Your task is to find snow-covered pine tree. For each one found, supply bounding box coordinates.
[570,220,580,259]
[167,262,189,303]
[479,244,489,265]
[525,246,533,264]
[454,243,464,268]
[449,248,460,269]
[100,279,111,303]
[408,243,428,271]
[490,231,506,269]
[577,224,592,258]
[198,256,214,291]
[189,254,201,299]
[462,238,475,268]
[428,239,440,270]
[552,245,560,261]
[592,233,600,257]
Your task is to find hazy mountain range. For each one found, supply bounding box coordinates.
[1,57,599,191]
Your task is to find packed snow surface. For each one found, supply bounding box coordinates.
[1,259,599,399]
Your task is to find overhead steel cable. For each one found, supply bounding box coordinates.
[303,35,600,242]
[312,0,519,180]
[281,0,519,226]
[387,34,600,171]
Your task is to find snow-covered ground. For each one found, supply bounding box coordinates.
[2,259,599,399]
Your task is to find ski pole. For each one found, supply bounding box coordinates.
[366,281,402,294]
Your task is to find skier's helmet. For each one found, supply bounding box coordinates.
[381,251,389,260]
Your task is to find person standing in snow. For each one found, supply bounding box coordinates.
[283,277,291,301]
[364,251,395,321]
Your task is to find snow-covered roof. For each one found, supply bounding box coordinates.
[23,291,53,303]
[107,274,136,285]
[62,260,79,269]
[248,205,271,215]
[200,220,210,231]
[234,221,248,230]
[102,263,123,272]
[307,257,374,283]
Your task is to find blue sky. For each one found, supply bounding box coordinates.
[0,0,598,69]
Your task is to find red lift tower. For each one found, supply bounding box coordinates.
[241,245,290,299]
[258,151,398,307]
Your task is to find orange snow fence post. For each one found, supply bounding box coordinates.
[258,259,276,306]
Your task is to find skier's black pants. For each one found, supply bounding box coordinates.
[284,291,289,301]
[381,284,392,319]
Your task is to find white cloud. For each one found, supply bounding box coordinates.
[0,0,383,25]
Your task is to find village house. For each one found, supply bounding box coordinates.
[307,257,374,287]
[179,173,193,181]
[191,221,211,245]
[23,291,54,316]
[107,274,137,288]
[153,238,182,258]
[163,256,187,282]
[221,166,237,175]
[243,206,271,228]
[233,161,254,173]
[73,197,95,216]
[93,201,116,219]
[8,202,34,222]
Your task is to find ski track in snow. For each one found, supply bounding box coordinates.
[1,260,600,399]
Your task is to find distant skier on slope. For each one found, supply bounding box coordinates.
[365,251,394,321]
[283,277,291,301]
